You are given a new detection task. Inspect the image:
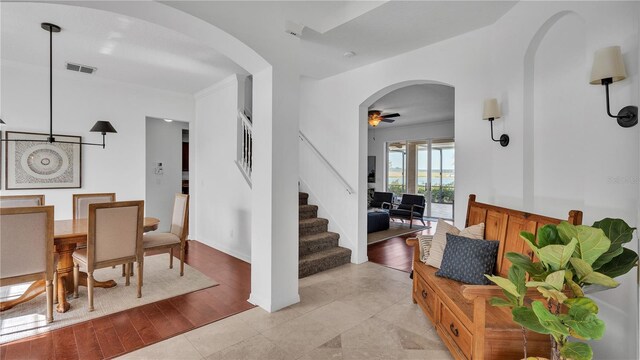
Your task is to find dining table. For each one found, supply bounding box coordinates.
[0,217,159,313]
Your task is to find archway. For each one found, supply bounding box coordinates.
[357,80,455,264]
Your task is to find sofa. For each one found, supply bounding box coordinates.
[406,194,583,360]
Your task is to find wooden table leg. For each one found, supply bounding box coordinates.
[0,280,45,311]
[55,241,116,313]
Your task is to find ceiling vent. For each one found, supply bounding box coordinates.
[66,62,97,74]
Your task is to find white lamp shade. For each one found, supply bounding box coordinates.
[482,98,501,120]
[590,46,627,84]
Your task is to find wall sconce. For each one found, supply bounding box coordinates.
[482,98,509,147]
[590,46,637,128]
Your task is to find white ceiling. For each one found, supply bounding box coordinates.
[368,84,454,129]
[1,1,516,93]
[165,1,517,79]
[0,2,248,94]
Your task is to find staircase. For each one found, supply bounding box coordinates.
[298,192,351,278]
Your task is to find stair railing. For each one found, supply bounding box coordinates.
[235,110,253,187]
[299,131,354,194]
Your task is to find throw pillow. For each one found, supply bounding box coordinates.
[417,234,433,263]
[435,233,499,285]
[425,220,485,269]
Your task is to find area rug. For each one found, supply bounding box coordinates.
[0,254,217,344]
[367,222,429,245]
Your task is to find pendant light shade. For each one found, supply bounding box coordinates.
[90,121,117,134]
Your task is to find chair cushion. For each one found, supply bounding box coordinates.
[72,248,88,265]
[389,209,422,218]
[143,232,181,248]
[436,234,499,285]
[425,220,485,269]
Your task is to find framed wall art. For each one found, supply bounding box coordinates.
[5,131,82,189]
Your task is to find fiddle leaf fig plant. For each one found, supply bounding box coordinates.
[484,218,638,360]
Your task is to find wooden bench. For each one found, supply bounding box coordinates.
[406,194,582,360]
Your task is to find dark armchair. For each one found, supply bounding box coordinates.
[389,194,426,228]
[369,191,393,210]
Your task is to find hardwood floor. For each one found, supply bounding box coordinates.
[367,220,438,273]
[0,241,253,360]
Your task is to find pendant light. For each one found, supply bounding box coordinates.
[0,23,117,148]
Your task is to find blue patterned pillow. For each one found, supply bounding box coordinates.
[435,233,499,285]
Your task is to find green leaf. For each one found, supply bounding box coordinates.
[565,305,606,340]
[557,221,579,245]
[565,297,599,314]
[569,258,620,288]
[508,266,527,298]
[545,270,566,291]
[526,281,549,288]
[537,224,562,247]
[537,287,568,304]
[596,248,639,279]
[506,252,546,277]
[531,301,569,336]
[565,270,585,297]
[485,275,520,298]
[512,306,550,334]
[520,231,538,250]
[574,226,611,265]
[591,218,632,270]
[489,297,513,307]
[560,342,593,360]
[537,238,577,271]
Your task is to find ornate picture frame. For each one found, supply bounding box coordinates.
[5,131,82,189]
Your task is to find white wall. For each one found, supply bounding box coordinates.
[367,120,455,193]
[299,2,639,358]
[193,75,252,262]
[145,118,189,233]
[0,60,194,219]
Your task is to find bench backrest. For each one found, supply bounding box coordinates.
[465,194,582,278]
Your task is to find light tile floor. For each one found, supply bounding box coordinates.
[118,262,453,360]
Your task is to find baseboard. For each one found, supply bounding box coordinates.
[197,238,251,263]
[248,292,300,313]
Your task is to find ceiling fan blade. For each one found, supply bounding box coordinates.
[381,113,400,118]
[381,118,395,123]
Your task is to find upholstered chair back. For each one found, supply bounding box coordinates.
[398,194,426,210]
[0,195,45,208]
[0,206,54,280]
[88,201,143,266]
[74,193,116,219]
[170,194,189,239]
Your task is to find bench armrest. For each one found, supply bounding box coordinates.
[462,285,573,301]
[406,238,421,264]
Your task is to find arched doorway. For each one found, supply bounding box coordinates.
[357,80,455,265]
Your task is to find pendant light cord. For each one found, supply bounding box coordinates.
[48,27,54,143]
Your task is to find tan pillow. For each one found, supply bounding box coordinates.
[425,220,485,269]
[417,234,433,263]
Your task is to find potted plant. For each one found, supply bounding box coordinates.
[486,218,638,360]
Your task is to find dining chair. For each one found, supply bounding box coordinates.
[143,194,189,276]
[0,206,55,323]
[72,193,116,219]
[0,194,45,207]
[72,200,144,312]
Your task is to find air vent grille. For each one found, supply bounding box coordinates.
[66,62,97,74]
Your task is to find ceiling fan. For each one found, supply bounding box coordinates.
[368,110,400,127]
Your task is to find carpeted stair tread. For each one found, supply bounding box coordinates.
[299,192,309,206]
[299,231,340,256]
[299,217,328,236]
[299,247,352,278]
[299,204,318,220]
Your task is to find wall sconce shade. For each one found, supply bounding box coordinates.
[590,46,627,84]
[589,46,637,128]
[483,98,509,147]
[482,98,502,120]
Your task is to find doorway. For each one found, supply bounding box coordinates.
[385,139,454,220]
[145,117,189,233]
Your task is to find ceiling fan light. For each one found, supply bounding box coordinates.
[368,113,383,127]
